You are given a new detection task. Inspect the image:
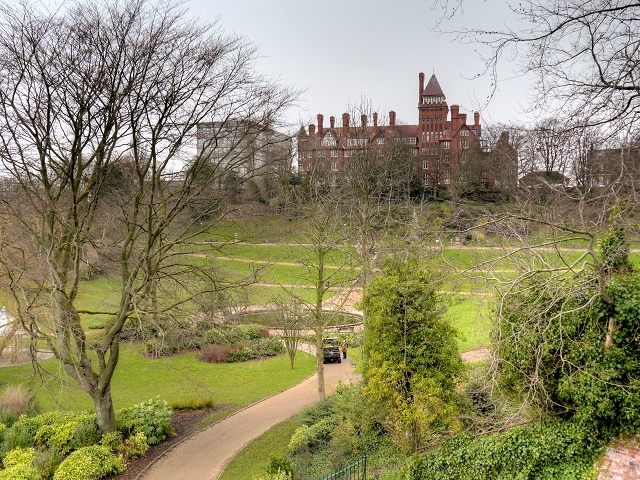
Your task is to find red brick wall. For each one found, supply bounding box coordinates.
[598,436,640,479]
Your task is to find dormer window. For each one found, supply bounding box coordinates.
[321,134,337,146]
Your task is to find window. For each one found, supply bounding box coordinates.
[298,161,303,171]
[423,159,428,170]
[412,149,417,156]
[307,151,313,158]
[461,141,469,149]
[306,163,311,171]
[460,130,469,136]
[331,150,338,157]
[444,169,450,184]
[443,141,450,149]
[423,173,429,185]
[376,138,385,145]
[317,150,325,157]
[347,138,370,146]
[394,137,417,144]
[344,150,350,158]
[331,162,338,172]
[321,135,337,146]
[443,155,450,164]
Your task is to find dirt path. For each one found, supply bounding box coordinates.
[138,345,356,480]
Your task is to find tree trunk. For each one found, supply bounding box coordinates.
[605,317,615,349]
[316,333,325,401]
[93,384,117,433]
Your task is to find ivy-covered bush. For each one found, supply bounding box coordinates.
[407,418,603,480]
[116,398,174,445]
[52,445,123,480]
[495,227,640,435]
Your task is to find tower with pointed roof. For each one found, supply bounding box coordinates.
[297,71,517,193]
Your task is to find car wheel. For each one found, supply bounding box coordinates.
[338,357,342,363]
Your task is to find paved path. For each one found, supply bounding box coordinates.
[139,346,357,480]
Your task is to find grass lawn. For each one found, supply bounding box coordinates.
[444,295,492,352]
[219,415,303,480]
[0,343,316,413]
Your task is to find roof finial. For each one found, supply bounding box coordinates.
[433,67,435,74]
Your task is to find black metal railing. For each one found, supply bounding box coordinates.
[318,454,367,480]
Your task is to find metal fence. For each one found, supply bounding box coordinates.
[318,454,367,480]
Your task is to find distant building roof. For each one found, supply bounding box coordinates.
[422,74,445,96]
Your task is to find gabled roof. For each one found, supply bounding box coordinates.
[422,74,445,96]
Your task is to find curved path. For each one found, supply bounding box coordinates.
[139,345,357,480]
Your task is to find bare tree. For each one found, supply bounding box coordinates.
[278,202,358,401]
[0,0,295,432]
[452,1,640,135]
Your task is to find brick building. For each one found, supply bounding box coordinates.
[298,72,517,192]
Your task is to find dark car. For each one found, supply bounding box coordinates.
[322,337,341,364]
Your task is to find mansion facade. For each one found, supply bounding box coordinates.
[298,73,517,191]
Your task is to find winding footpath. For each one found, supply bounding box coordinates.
[139,345,357,480]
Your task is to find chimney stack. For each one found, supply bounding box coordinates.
[330,116,335,129]
[342,113,350,136]
[361,114,367,129]
[474,112,480,128]
[451,105,459,130]
[419,72,425,103]
[460,113,467,126]
[373,112,378,127]
[309,124,315,136]
[389,110,396,131]
[317,114,324,136]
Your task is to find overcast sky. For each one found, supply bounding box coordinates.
[188,0,533,130]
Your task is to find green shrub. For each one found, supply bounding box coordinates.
[254,471,291,480]
[0,408,18,428]
[2,423,35,455]
[53,445,123,480]
[254,338,285,356]
[34,448,62,480]
[116,398,174,445]
[232,324,264,341]
[122,432,148,461]
[99,432,122,451]
[4,447,36,468]
[288,417,337,453]
[0,463,39,480]
[33,414,95,455]
[69,418,101,451]
[226,346,256,363]
[0,447,38,480]
[266,454,293,477]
